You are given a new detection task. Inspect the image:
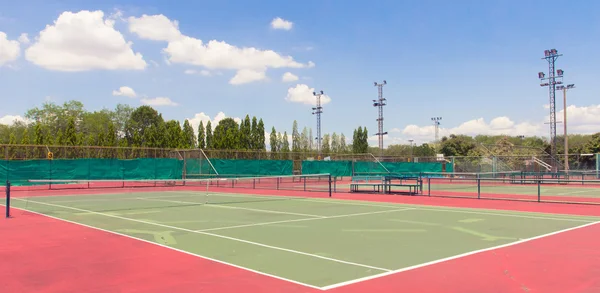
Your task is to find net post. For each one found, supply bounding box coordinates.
[537,179,541,202]
[328,174,332,197]
[427,177,431,196]
[477,178,481,199]
[5,181,10,218]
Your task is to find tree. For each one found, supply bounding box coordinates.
[164,120,183,149]
[33,123,44,145]
[339,133,347,153]
[55,129,65,145]
[182,119,196,149]
[270,127,278,153]
[301,127,310,152]
[64,116,77,146]
[322,134,331,154]
[250,116,258,150]
[106,122,117,147]
[439,134,477,157]
[239,115,252,150]
[198,121,206,149]
[213,118,240,150]
[352,127,361,153]
[309,128,314,150]
[125,105,163,145]
[97,129,105,147]
[331,133,339,154]
[206,121,213,149]
[282,131,290,159]
[292,120,300,152]
[256,119,266,151]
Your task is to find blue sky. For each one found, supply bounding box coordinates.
[1,0,600,145]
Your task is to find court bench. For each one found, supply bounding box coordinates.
[350,176,385,193]
[383,176,422,195]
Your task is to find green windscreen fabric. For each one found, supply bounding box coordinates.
[1,158,183,186]
[302,160,451,177]
[204,159,293,177]
[301,161,352,177]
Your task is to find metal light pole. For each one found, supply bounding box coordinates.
[431,117,442,143]
[373,80,387,158]
[557,83,575,173]
[312,90,324,159]
[538,49,564,172]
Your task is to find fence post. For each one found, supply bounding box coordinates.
[5,181,10,218]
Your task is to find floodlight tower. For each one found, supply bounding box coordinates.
[538,49,564,172]
[373,80,387,158]
[431,117,442,143]
[556,83,575,173]
[312,90,324,158]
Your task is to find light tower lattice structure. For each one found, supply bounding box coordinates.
[538,49,564,172]
[431,117,442,143]
[373,80,387,158]
[312,90,324,158]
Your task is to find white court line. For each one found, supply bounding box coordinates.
[197,208,416,232]
[5,205,322,291]
[16,198,391,273]
[138,197,326,218]
[321,220,600,290]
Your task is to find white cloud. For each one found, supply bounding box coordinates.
[229,69,267,85]
[127,14,312,84]
[140,97,178,106]
[0,32,20,66]
[17,33,30,44]
[128,14,182,42]
[187,112,242,133]
[185,69,212,76]
[270,17,293,30]
[0,115,26,125]
[25,10,147,71]
[285,84,332,106]
[282,72,299,82]
[112,86,137,98]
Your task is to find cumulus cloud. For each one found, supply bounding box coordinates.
[0,115,27,125]
[127,14,312,84]
[285,84,332,106]
[270,17,293,30]
[17,33,30,44]
[140,97,178,106]
[0,32,20,66]
[229,69,267,85]
[187,112,242,133]
[282,72,299,82]
[25,10,147,71]
[185,69,215,76]
[112,86,137,97]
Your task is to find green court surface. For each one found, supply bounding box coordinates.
[8,191,600,288]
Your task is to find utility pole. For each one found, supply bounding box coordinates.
[538,49,564,172]
[557,83,575,173]
[431,117,442,143]
[312,90,324,159]
[373,80,387,158]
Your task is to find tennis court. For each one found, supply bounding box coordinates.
[5,174,600,290]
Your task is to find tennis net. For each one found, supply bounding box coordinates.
[11,174,334,215]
